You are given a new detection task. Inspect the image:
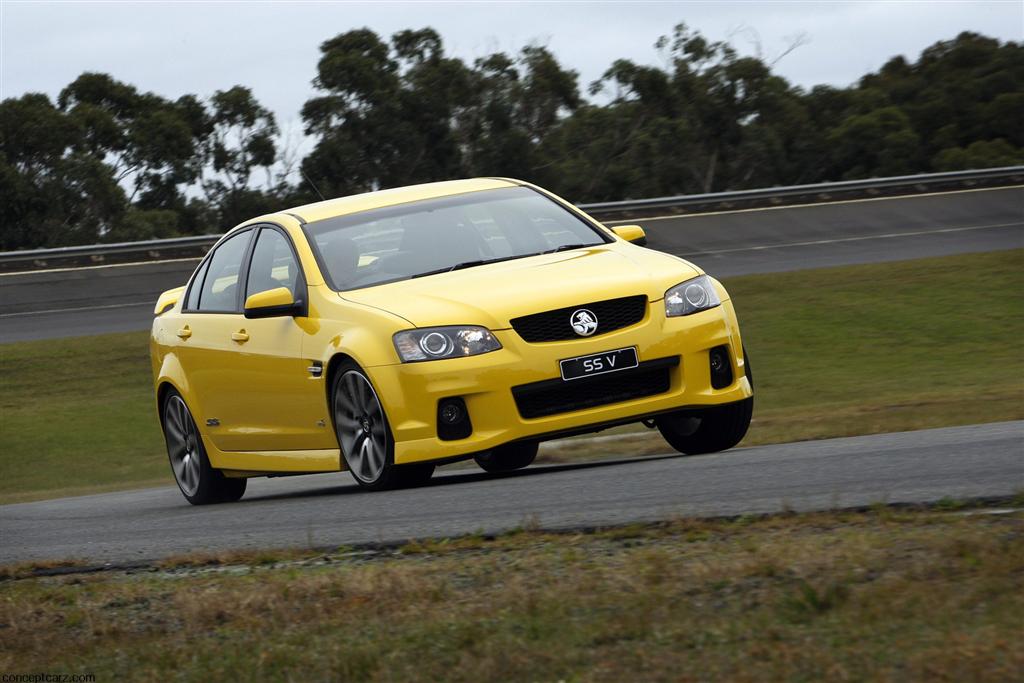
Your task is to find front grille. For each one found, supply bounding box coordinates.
[510,295,647,343]
[512,357,678,419]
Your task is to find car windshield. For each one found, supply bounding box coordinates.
[303,186,610,291]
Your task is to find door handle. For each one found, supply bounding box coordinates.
[231,330,250,343]
[176,326,192,339]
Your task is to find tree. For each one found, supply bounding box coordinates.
[0,93,126,248]
[300,29,582,196]
[827,106,922,178]
[58,73,206,212]
[1,28,1020,250]
[201,86,278,228]
[550,23,813,199]
[848,32,1023,169]
[933,138,1024,170]
[457,46,581,183]
[301,28,474,197]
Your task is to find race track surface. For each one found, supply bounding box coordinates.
[639,186,1023,277]
[1,187,1021,342]
[2,421,1021,565]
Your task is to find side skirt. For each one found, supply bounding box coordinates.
[205,443,343,475]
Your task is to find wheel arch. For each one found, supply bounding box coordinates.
[156,375,185,410]
[324,352,359,406]
[156,379,179,410]
[155,378,188,436]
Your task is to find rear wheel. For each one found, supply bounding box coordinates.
[162,391,246,505]
[474,441,539,473]
[656,348,754,456]
[331,361,434,490]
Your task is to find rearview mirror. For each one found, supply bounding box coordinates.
[610,224,647,246]
[244,287,299,319]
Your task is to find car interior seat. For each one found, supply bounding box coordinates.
[321,236,361,288]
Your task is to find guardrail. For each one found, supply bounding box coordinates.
[0,234,222,267]
[579,165,1024,218]
[2,166,1021,273]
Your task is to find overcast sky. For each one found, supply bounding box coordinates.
[2,0,1021,164]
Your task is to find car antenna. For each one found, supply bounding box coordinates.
[301,168,326,201]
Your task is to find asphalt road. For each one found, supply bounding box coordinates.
[2,187,1021,343]
[639,186,1023,278]
[2,421,1021,565]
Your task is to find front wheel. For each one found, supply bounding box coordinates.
[162,391,246,505]
[331,362,434,491]
[474,441,539,473]
[656,347,753,456]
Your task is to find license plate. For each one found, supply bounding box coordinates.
[560,347,639,381]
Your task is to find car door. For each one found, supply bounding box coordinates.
[174,228,256,452]
[213,225,325,452]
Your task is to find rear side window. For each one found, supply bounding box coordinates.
[246,228,300,299]
[185,259,209,310]
[197,231,251,312]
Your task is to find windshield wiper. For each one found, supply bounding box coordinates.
[411,253,530,279]
[544,243,592,254]
[410,244,597,279]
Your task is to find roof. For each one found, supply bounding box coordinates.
[286,178,520,224]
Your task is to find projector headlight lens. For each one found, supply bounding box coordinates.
[394,326,502,362]
[665,275,721,317]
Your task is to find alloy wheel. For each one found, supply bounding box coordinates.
[334,370,389,484]
[164,395,202,497]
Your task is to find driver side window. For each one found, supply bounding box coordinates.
[246,228,301,300]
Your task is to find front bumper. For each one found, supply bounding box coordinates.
[369,298,752,465]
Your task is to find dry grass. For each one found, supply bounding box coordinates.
[2,507,1021,681]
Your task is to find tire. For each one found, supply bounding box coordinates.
[331,360,434,490]
[656,347,754,456]
[161,390,246,505]
[474,441,539,473]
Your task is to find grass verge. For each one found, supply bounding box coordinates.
[2,249,1022,502]
[1,506,1021,680]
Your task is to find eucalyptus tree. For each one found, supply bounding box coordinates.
[58,73,206,211]
[301,28,474,198]
[0,93,125,248]
[200,85,279,228]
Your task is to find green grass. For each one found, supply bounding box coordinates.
[0,332,167,503]
[2,249,1022,503]
[2,508,1022,681]
[733,248,1024,443]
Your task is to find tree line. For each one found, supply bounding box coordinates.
[1,24,1021,250]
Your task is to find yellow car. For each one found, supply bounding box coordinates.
[151,178,753,504]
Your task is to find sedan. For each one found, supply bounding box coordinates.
[151,178,753,504]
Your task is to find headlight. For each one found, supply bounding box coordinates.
[393,326,502,362]
[665,275,721,317]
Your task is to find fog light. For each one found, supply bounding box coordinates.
[437,397,472,440]
[710,351,725,372]
[440,402,462,424]
[709,345,734,389]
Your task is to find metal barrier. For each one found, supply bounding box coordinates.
[578,166,1024,219]
[2,166,1021,272]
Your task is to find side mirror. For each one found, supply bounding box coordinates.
[244,287,300,319]
[154,286,185,315]
[611,224,647,246]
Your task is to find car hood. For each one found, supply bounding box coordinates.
[338,244,703,329]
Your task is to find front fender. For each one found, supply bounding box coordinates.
[301,284,410,370]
